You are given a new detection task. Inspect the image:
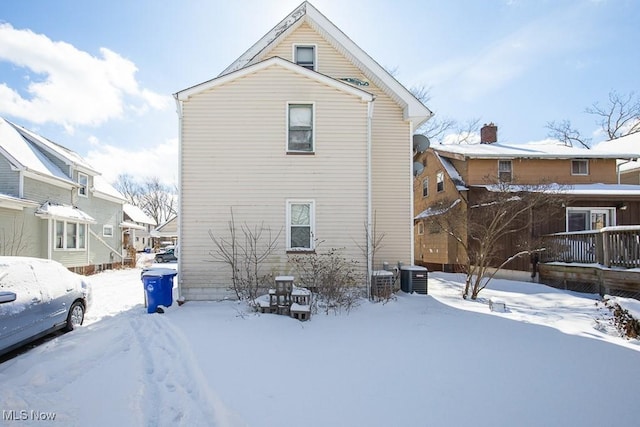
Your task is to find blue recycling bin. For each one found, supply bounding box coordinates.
[141,268,177,313]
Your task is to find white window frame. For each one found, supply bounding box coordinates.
[103,225,114,237]
[286,102,315,153]
[436,171,444,192]
[417,221,424,235]
[293,44,317,70]
[571,159,589,176]
[422,178,429,198]
[566,207,615,232]
[54,220,87,251]
[498,160,512,182]
[78,172,89,197]
[286,200,315,251]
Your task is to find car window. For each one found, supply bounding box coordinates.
[31,261,68,300]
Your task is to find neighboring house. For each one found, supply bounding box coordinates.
[592,132,640,185]
[174,1,432,300]
[0,117,126,271]
[414,123,640,273]
[150,215,178,248]
[122,203,157,251]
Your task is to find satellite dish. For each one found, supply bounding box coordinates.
[413,134,430,153]
[413,161,425,177]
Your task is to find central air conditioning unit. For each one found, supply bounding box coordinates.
[400,266,428,294]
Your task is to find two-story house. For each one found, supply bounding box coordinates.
[175,1,432,300]
[0,117,126,272]
[414,123,640,275]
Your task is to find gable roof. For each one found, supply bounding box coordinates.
[592,132,640,172]
[175,56,374,102]
[432,141,639,161]
[0,117,75,185]
[194,1,432,125]
[124,203,156,225]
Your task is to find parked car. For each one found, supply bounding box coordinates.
[155,248,177,263]
[0,257,92,357]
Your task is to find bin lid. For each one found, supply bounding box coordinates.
[400,265,428,271]
[142,268,178,277]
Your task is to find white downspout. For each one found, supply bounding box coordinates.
[409,122,415,266]
[174,96,184,300]
[46,218,52,260]
[367,99,374,298]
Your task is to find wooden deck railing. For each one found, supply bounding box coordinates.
[540,226,640,269]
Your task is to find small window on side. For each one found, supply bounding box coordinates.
[436,171,444,192]
[571,160,589,175]
[498,160,512,182]
[295,45,315,70]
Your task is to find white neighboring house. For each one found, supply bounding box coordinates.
[122,204,157,252]
[0,117,126,271]
[592,132,640,184]
[174,1,432,300]
[150,215,178,248]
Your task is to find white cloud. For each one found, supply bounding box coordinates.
[0,24,171,131]
[85,137,178,187]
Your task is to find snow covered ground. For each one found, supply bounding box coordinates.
[1,262,639,426]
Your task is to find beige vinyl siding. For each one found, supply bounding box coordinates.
[180,64,369,299]
[267,22,414,268]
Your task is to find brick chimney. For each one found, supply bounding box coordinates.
[480,122,497,144]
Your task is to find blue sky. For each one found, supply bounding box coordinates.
[0,0,638,185]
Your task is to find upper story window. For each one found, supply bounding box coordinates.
[422,178,429,198]
[498,160,512,182]
[417,221,424,235]
[288,103,314,153]
[287,200,315,251]
[571,159,589,175]
[78,172,88,197]
[436,171,444,192]
[294,45,316,70]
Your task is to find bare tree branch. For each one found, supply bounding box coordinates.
[586,90,640,139]
[545,120,590,148]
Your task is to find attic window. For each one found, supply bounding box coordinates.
[295,45,315,70]
[436,171,444,192]
[78,173,88,197]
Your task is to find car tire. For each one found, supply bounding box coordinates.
[64,301,85,332]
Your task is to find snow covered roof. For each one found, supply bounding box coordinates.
[35,202,96,223]
[120,221,146,231]
[8,120,99,175]
[0,118,74,184]
[592,133,640,172]
[433,141,638,160]
[415,198,461,220]
[435,152,467,190]
[123,203,156,225]
[202,1,432,126]
[92,175,126,204]
[0,193,39,210]
[479,183,640,197]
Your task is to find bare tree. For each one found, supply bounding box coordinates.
[208,208,282,304]
[354,211,386,300]
[586,90,640,139]
[113,174,143,205]
[0,217,29,256]
[427,178,563,299]
[546,90,640,147]
[545,119,590,148]
[140,177,177,225]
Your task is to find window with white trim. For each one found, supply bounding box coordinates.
[422,178,429,198]
[417,221,424,235]
[436,171,444,192]
[78,172,88,197]
[566,207,614,232]
[287,200,315,250]
[54,220,86,250]
[294,45,315,70]
[498,160,512,182]
[288,103,314,152]
[571,160,589,175]
[103,225,114,237]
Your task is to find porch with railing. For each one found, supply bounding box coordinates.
[539,226,640,299]
[540,226,640,269]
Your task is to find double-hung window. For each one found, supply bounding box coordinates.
[103,225,114,237]
[288,103,314,152]
[498,160,512,182]
[571,159,589,175]
[422,178,429,198]
[287,200,315,251]
[55,220,86,250]
[78,172,88,197]
[436,171,444,192]
[294,45,316,70]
